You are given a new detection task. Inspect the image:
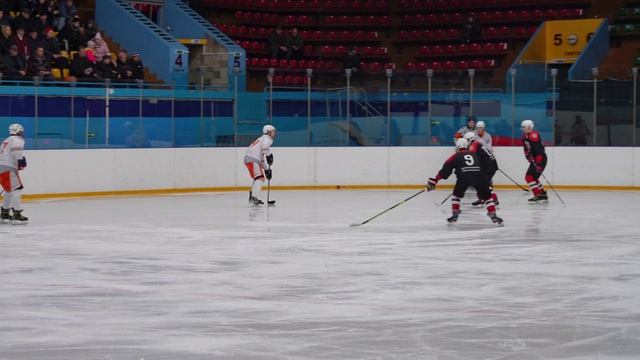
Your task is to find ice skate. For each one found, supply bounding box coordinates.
[471,199,484,207]
[488,212,503,227]
[528,191,549,204]
[447,211,460,225]
[249,192,264,207]
[11,209,28,225]
[0,207,10,224]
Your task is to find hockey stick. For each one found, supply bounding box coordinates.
[266,167,275,206]
[350,189,426,227]
[439,193,453,206]
[541,174,566,206]
[498,169,528,192]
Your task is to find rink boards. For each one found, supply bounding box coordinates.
[20,146,640,199]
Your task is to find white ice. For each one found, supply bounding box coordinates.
[1,190,640,360]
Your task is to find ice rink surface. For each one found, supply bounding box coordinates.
[1,189,640,360]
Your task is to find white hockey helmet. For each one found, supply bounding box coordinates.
[9,123,24,135]
[521,119,535,129]
[476,121,486,129]
[263,124,276,134]
[463,131,476,142]
[455,137,469,149]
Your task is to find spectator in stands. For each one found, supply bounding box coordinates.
[129,52,144,81]
[96,54,118,80]
[570,114,591,145]
[343,46,361,72]
[267,25,288,59]
[12,8,32,33]
[72,25,90,51]
[287,27,303,60]
[0,10,11,27]
[91,32,110,59]
[33,12,51,36]
[43,27,67,68]
[115,50,134,81]
[0,24,12,55]
[56,0,77,31]
[85,41,97,63]
[12,27,29,58]
[86,19,97,39]
[59,14,80,50]
[27,28,44,57]
[461,13,480,44]
[35,0,53,17]
[27,45,54,81]
[4,44,27,80]
[70,47,97,81]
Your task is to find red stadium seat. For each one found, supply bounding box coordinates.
[298,60,307,68]
[321,45,334,55]
[341,30,354,40]
[422,30,433,39]
[452,12,464,22]
[314,31,324,40]
[431,61,442,70]
[457,60,469,69]
[354,15,364,24]
[260,58,270,67]
[355,31,366,40]
[360,62,370,71]
[339,15,350,24]
[482,59,495,68]
[379,15,390,25]
[270,58,279,67]
[250,58,261,67]
[518,10,530,20]
[405,62,416,71]
[493,11,504,21]
[304,45,315,55]
[544,9,558,19]
[442,60,455,70]
[279,59,289,68]
[444,44,455,54]
[398,31,408,40]
[504,11,516,21]
[409,30,420,40]
[324,60,337,70]
[513,26,527,36]
[325,15,337,24]
[420,45,431,55]
[368,31,379,40]
[327,31,338,40]
[432,45,443,54]
[370,62,383,72]
[484,27,497,37]
[497,26,511,36]
[532,9,544,19]
[336,45,348,55]
[457,44,468,53]
[273,75,285,85]
[306,60,317,69]
[470,59,482,69]
[289,59,298,68]
[284,75,295,85]
[417,62,428,71]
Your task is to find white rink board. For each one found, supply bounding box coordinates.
[20,147,640,195]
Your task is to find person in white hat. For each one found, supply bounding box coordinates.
[244,125,277,206]
[0,123,28,224]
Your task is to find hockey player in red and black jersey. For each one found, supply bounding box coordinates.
[463,131,499,206]
[521,119,548,203]
[427,138,503,226]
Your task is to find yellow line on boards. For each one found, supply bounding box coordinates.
[21,184,640,201]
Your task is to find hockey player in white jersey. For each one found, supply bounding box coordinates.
[0,123,28,224]
[474,121,493,152]
[453,116,476,143]
[244,125,276,206]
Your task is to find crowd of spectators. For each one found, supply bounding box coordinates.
[0,0,146,83]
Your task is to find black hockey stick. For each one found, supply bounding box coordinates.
[350,189,426,227]
[439,192,453,206]
[266,168,275,206]
[498,169,528,192]
[541,174,566,206]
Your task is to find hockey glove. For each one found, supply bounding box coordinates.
[265,169,273,180]
[427,177,438,191]
[17,157,26,170]
[266,154,274,166]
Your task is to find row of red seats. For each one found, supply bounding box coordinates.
[402,8,583,24]
[320,45,388,56]
[235,12,393,26]
[248,57,395,72]
[398,0,583,8]
[248,57,341,70]
[419,42,508,55]
[405,59,497,71]
[324,15,390,25]
[271,74,308,87]
[237,40,388,57]
[207,0,389,10]
[397,25,536,40]
[217,24,381,41]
